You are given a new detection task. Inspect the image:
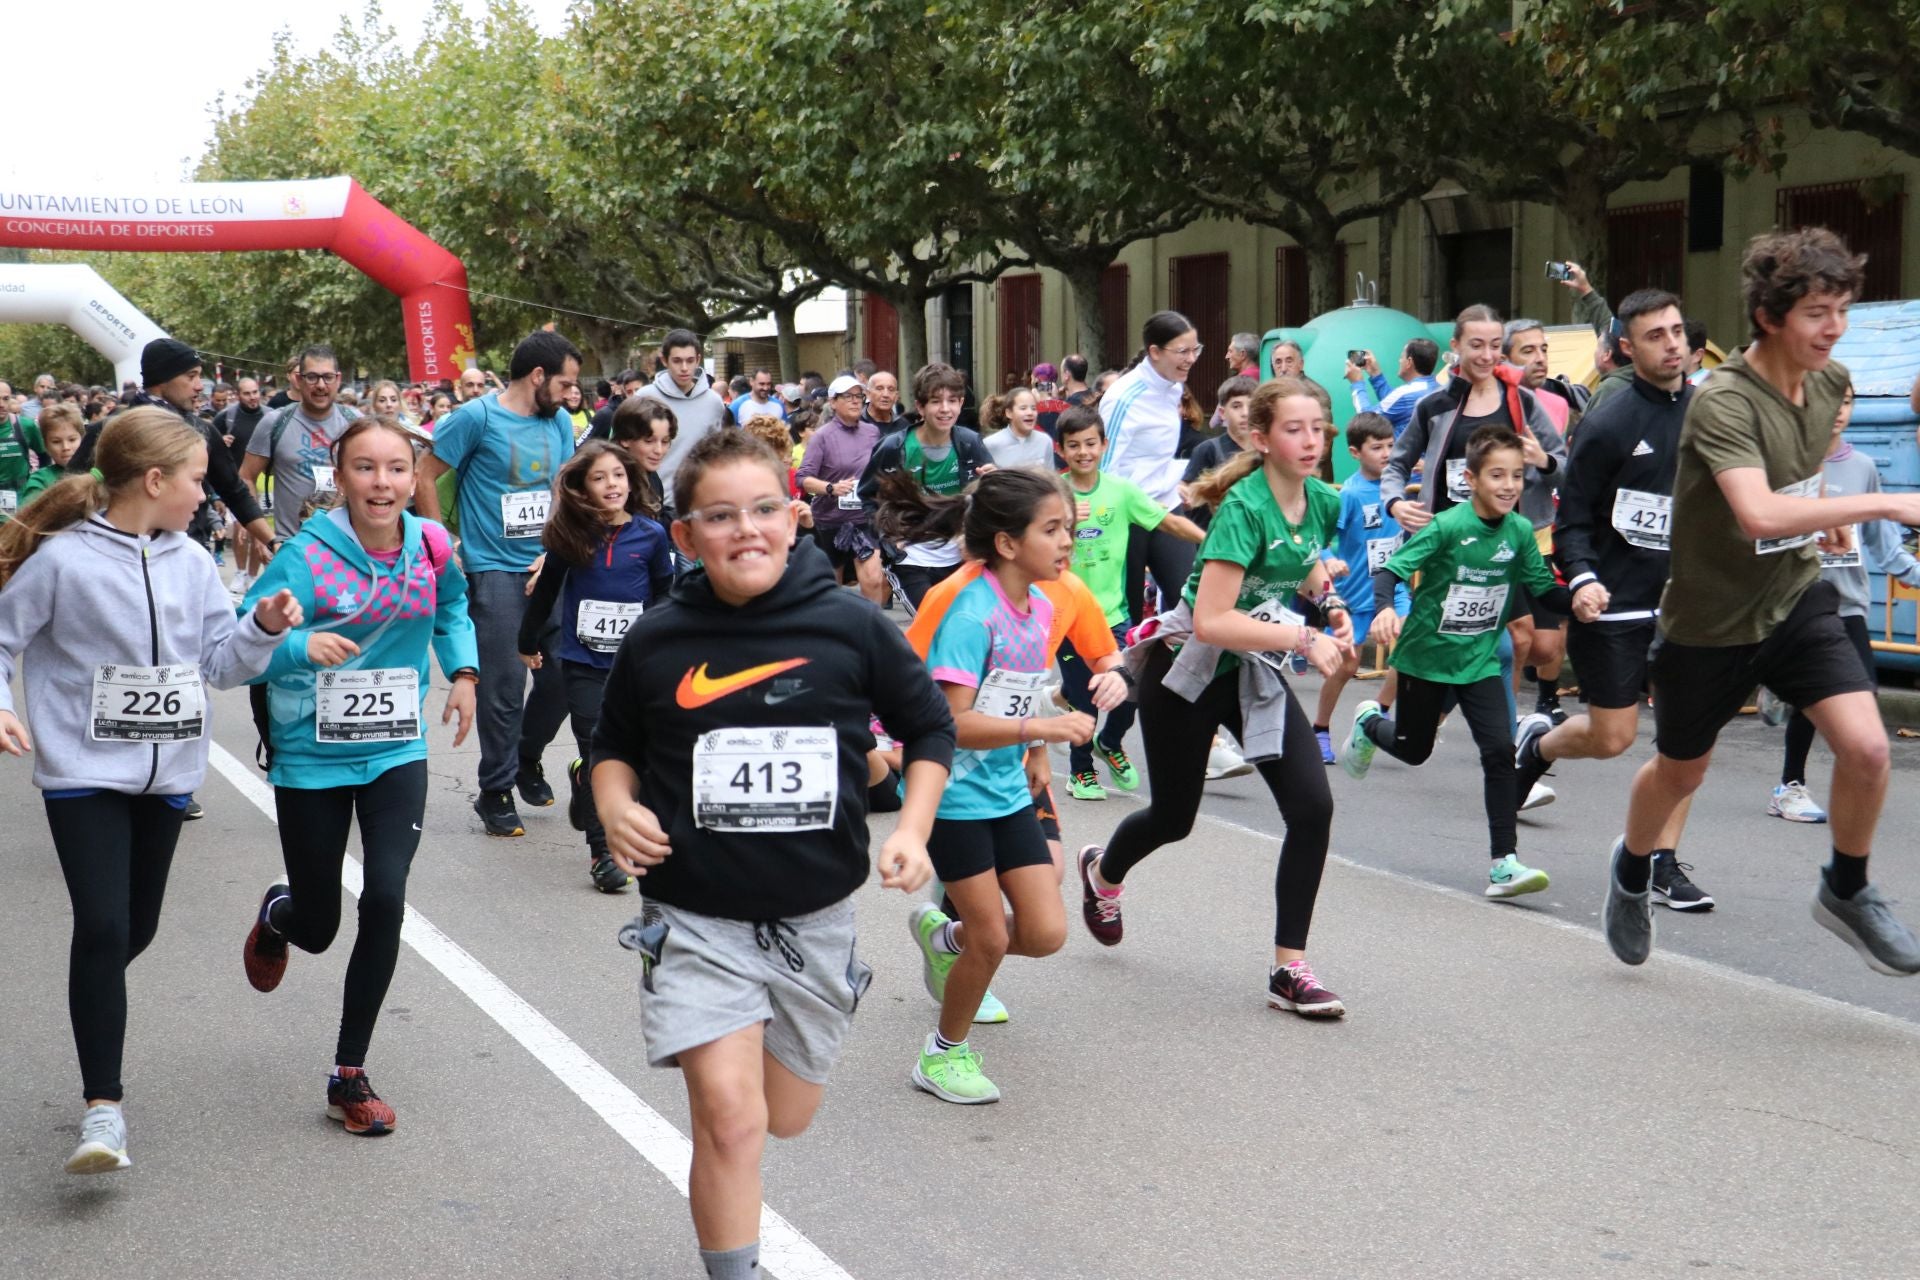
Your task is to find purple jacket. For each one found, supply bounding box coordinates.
[797,417,881,526]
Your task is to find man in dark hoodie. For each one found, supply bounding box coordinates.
[77,338,274,554]
[634,329,726,491]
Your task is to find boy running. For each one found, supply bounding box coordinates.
[1056,405,1203,800]
[1602,228,1920,972]
[591,431,955,1279]
[1340,425,1595,898]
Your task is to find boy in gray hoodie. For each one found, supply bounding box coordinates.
[0,406,301,1176]
[635,328,727,493]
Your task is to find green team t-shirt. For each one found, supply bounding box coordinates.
[1384,501,1557,684]
[1070,472,1168,625]
[903,429,963,495]
[1181,471,1340,674]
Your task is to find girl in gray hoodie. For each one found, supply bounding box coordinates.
[0,406,301,1177]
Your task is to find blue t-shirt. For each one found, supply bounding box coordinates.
[557,518,673,668]
[1332,472,1411,620]
[730,394,787,424]
[429,393,574,574]
[924,572,1053,821]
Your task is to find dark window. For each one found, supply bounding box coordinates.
[1100,264,1130,372]
[1778,180,1906,302]
[1170,252,1231,413]
[1439,229,1512,318]
[1607,202,1686,305]
[942,284,975,408]
[862,294,898,375]
[997,273,1043,392]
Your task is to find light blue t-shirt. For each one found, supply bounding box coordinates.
[429,392,574,574]
[1332,471,1411,621]
[924,572,1053,821]
[730,394,787,424]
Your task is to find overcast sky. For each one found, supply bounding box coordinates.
[5,0,573,188]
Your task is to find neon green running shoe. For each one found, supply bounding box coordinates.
[973,989,1009,1024]
[912,1035,1001,1104]
[1068,770,1106,801]
[1338,701,1382,780]
[1097,743,1140,791]
[910,903,957,1004]
[1486,853,1550,899]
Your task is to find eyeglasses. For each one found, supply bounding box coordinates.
[1162,344,1204,360]
[680,498,792,531]
[299,372,341,384]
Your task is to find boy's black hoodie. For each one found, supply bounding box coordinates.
[591,539,956,921]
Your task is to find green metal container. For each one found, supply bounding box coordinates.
[1262,304,1440,481]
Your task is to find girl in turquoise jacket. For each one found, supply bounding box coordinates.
[238,418,478,1137]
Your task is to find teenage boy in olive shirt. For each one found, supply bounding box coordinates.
[1602,228,1920,974]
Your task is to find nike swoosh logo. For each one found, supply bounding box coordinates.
[764,688,810,705]
[676,659,810,709]
[412,823,422,832]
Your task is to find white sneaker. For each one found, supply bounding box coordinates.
[1520,781,1556,811]
[1204,740,1253,781]
[66,1103,130,1174]
[1769,781,1828,823]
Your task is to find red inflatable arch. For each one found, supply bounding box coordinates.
[0,177,475,382]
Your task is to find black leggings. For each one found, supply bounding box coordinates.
[1124,524,1198,622]
[1783,614,1876,785]
[893,561,958,610]
[271,759,427,1068]
[1365,673,1516,858]
[45,792,187,1102]
[1098,643,1332,950]
[563,660,610,858]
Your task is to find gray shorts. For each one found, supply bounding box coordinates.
[619,897,871,1085]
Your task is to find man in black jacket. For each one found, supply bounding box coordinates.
[1515,288,1713,911]
[75,338,274,553]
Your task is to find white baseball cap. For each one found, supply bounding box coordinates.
[827,374,865,398]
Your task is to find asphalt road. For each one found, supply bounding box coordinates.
[7,660,1920,1279]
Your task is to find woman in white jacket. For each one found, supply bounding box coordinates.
[1099,310,1205,618]
[0,407,301,1176]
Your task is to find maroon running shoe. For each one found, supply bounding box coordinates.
[243,883,291,993]
[327,1067,397,1136]
[1078,845,1124,946]
[1266,960,1347,1018]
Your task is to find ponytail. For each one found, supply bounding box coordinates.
[874,468,969,548]
[0,472,108,587]
[0,406,202,588]
[874,467,1065,564]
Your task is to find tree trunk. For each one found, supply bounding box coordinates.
[772,298,801,381]
[1303,218,1344,319]
[1061,259,1107,373]
[1560,168,1612,308]
[897,293,931,374]
[1376,204,1399,308]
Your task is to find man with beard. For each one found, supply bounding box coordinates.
[416,331,580,839]
[240,345,361,544]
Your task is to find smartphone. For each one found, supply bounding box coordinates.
[1546,261,1573,282]
[1348,349,1369,367]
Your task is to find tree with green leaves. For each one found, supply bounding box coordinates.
[1132,0,1453,318]
[584,0,1022,373]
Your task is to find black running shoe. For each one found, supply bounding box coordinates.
[1651,852,1714,912]
[516,761,555,808]
[567,758,591,832]
[1536,690,1568,726]
[1513,713,1553,804]
[474,790,525,837]
[184,799,205,821]
[590,854,632,894]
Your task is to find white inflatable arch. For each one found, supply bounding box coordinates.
[0,263,166,389]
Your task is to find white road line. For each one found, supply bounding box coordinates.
[208,745,854,1280]
[1066,767,1920,1042]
